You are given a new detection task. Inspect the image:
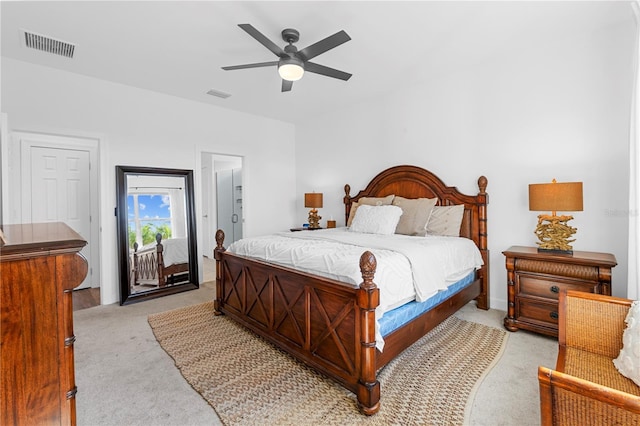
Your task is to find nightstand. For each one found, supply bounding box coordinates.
[503,245,617,337]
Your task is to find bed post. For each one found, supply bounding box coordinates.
[476,176,490,310]
[356,251,381,415]
[343,184,352,225]
[133,242,139,288]
[213,229,226,315]
[155,233,166,287]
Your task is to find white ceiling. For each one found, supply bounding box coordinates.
[1,1,633,125]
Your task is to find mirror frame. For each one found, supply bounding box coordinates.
[116,165,199,305]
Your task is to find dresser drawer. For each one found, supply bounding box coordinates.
[517,297,559,327]
[518,274,599,300]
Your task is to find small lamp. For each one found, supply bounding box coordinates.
[529,179,583,254]
[304,192,323,229]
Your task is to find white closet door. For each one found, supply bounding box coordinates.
[28,146,92,289]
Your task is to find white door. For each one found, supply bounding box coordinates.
[23,144,93,289]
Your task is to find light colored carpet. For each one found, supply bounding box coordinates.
[148,301,508,425]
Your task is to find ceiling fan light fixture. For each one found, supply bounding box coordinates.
[278,57,305,81]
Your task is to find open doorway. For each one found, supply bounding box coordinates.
[201,153,243,262]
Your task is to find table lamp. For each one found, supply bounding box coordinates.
[529,179,583,254]
[304,192,323,229]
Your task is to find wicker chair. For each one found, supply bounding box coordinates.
[538,290,640,425]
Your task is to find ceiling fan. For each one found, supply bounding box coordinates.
[222,24,352,92]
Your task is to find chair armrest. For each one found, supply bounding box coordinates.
[559,290,633,359]
[539,366,640,426]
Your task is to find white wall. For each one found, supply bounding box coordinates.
[295,18,636,310]
[1,57,296,305]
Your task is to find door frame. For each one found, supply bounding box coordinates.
[17,131,101,289]
[0,113,9,224]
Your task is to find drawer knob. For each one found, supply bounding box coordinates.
[550,285,560,294]
[550,311,559,320]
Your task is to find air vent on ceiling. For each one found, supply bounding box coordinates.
[206,89,231,99]
[21,29,75,58]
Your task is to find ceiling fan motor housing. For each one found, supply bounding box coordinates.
[281,28,300,44]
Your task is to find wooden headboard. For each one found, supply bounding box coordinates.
[343,165,489,309]
[344,165,487,244]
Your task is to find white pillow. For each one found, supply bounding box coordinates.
[613,301,640,386]
[350,205,403,235]
[347,195,395,227]
[425,205,465,237]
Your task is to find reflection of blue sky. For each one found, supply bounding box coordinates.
[127,194,171,220]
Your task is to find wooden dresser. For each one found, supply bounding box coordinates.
[503,245,617,338]
[1,222,88,425]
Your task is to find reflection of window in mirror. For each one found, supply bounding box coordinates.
[126,175,188,249]
[124,174,191,295]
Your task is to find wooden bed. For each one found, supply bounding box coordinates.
[132,233,189,288]
[213,165,489,415]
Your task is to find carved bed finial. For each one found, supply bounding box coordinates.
[359,251,377,289]
[344,184,353,225]
[478,176,488,194]
[155,233,162,244]
[215,229,225,249]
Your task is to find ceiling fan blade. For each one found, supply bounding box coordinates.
[282,79,293,92]
[238,24,287,58]
[298,30,351,61]
[305,62,352,81]
[222,61,278,71]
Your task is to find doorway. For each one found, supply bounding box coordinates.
[201,153,243,258]
[18,132,100,291]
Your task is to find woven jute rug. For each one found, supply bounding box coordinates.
[148,301,507,426]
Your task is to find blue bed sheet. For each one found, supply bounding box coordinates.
[379,271,477,337]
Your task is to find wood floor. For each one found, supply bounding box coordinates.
[73,287,101,311]
[71,256,215,311]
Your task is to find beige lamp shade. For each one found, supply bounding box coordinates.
[529,180,583,214]
[304,193,323,209]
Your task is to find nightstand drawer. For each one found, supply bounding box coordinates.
[517,297,559,326]
[518,274,599,300]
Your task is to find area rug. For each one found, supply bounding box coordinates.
[148,302,507,426]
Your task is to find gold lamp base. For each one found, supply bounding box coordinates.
[308,209,322,229]
[534,214,577,254]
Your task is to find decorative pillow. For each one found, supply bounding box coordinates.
[349,205,403,235]
[613,301,640,386]
[347,194,395,227]
[425,204,465,237]
[392,196,438,236]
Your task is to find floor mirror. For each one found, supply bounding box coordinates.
[116,165,199,305]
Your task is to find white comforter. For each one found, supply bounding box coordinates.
[138,237,188,267]
[227,228,484,350]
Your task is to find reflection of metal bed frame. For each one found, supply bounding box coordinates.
[132,233,189,288]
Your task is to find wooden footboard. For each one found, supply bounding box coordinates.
[214,229,381,414]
